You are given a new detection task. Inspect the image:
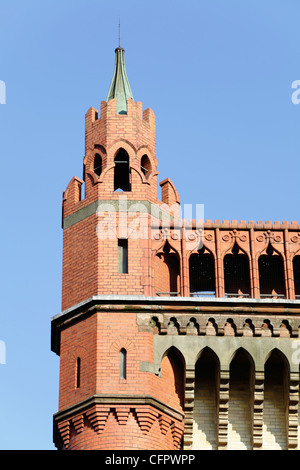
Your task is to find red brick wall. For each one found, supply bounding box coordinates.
[62,214,99,311]
[58,312,184,413]
[59,314,97,411]
[56,311,184,450]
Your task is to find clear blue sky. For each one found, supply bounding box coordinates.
[0,0,299,450]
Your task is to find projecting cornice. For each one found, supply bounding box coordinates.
[51,294,300,355]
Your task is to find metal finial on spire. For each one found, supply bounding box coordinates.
[106,23,134,114]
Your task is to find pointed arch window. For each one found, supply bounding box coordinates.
[141,154,152,178]
[189,247,215,297]
[155,242,180,296]
[114,148,131,192]
[228,349,254,450]
[259,243,286,298]
[293,255,300,298]
[94,153,102,177]
[263,349,289,449]
[193,348,219,450]
[224,243,251,298]
[161,347,185,412]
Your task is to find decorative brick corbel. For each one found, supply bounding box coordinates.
[72,414,84,434]
[171,421,184,449]
[158,415,172,435]
[115,407,131,425]
[57,420,70,449]
[86,406,110,434]
[135,406,158,434]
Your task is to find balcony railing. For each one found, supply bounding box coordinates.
[190,291,216,298]
[154,291,297,300]
[260,293,286,299]
[225,293,250,299]
[156,292,180,297]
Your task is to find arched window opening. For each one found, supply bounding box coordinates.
[293,255,300,298]
[119,348,127,380]
[193,348,219,450]
[228,349,254,450]
[263,350,289,449]
[76,357,81,389]
[155,242,180,296]
[141,154,152,178]
[189,247,215,297]
[161,347,185,413]
[259,243,286,298]
[114,148,131,192]
[224,243,251,298]
[168,257,180,295]
[93,153,102,176]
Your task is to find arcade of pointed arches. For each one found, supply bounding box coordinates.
[159,344,298,450]
[154,238,300,300]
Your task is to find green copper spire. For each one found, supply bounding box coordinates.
[106,44,134,115]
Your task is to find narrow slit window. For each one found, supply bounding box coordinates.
[120,348,127,380]
[118,239,128,273]
[76,357,81,388]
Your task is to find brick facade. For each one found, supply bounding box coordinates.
[51,46,300,450]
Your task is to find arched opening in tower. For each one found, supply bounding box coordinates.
[141,154,152,178]
[262,349,289,450]
[258,243,286,298]
[114,148,131,191]
[228,348,254,450]
[160,347,185,413]
[189,247,215,297]
[94,153,102,177]
[224,243,251,298]
[159,347,185,449]
[193,347,219,450]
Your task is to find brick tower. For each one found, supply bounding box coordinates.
[52,43,300,450]
[51,43,185,450]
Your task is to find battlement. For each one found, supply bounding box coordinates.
[85,98,156,153]
[203,219,300,230]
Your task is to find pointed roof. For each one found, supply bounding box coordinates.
[106,46,134,115]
